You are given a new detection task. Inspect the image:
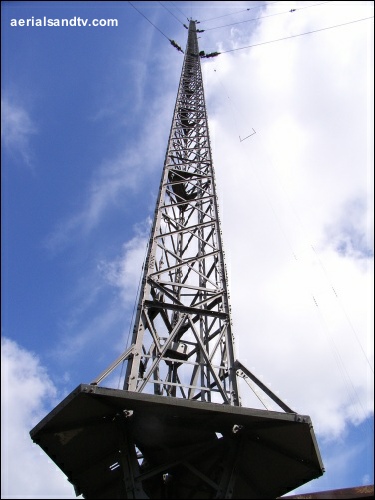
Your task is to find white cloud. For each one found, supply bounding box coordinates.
[324,196,373,260]
[81,0,374,443]
[3,2,372,496]
[1,337,79,499]
[47,0,373,455]
[1,98,36,167]
[98,219,151,305]
[200,0,374,440]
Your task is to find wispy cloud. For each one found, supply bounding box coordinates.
[44,152,143,253]
[44,89,173,254]
[46,221,151,370]
[98,218,151,304]
[1,97,36,167]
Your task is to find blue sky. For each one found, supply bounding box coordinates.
[1,1,374,498]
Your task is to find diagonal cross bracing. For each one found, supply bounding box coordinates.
[123,20,240,404]
[30,20,325,500]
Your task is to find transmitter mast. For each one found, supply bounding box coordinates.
[30,21,324,499]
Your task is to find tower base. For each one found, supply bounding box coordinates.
[30,384,324,499]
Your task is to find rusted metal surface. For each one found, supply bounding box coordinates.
[280,484,374,499]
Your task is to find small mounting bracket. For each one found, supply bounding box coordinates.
[239,128,256,142]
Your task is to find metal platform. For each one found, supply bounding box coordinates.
[30,384,324,499]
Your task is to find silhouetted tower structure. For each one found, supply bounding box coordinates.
[30,21,324,499]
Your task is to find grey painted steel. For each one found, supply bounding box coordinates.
[90,19,297,414]
[234,360,294,413]
[98,20,237,404]
[30,20,325,499]
[30,385,325,499]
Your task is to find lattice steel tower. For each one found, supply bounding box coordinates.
[30,21,324,499]
[122,21,238,404]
